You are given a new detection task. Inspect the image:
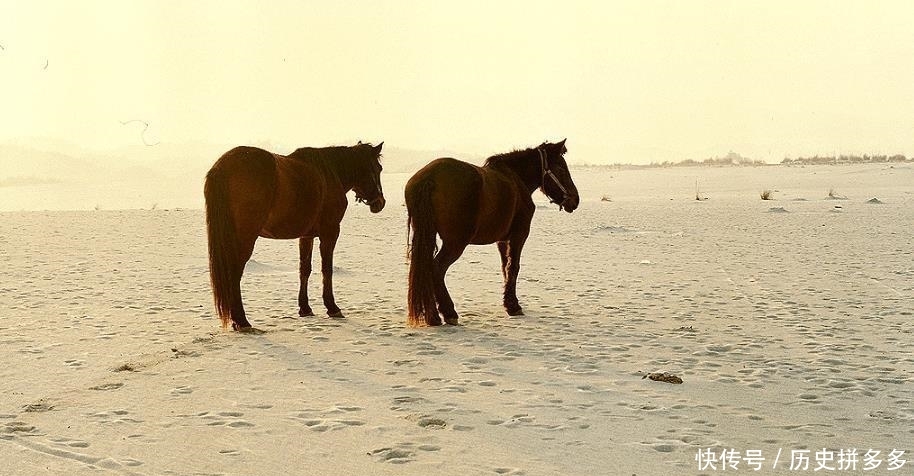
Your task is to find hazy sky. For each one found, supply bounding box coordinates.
[2,1,913,163]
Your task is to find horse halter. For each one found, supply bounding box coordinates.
[538,147,572,209]
[355,167,384,207]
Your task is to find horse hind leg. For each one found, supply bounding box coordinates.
[433,242,466,325]
[229,236,257,330]
[501,238,526,316]
[497,242,523,315]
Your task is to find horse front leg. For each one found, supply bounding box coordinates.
[319,231,344,318]
[298,237,315,317]
[497,241,509,282]
[502,237,526,316]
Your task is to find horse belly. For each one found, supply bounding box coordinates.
[468,175,516,244]
[470,211,513,244]
[261,169,325,239]
[259,222,317,240]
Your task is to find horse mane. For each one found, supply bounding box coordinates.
[482,147,538,169]
[289,144,375,160]
[288,144,379,180]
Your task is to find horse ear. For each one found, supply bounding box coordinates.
[374,142,384,153]
[558,138,566,147]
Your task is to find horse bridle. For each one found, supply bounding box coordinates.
[355,168,385,208]
[538,147,572,209]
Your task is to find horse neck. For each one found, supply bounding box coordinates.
[324,156,358,190]
[297,149,357,191]
[500,151,542,194]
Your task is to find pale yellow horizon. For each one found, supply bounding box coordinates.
[2,1,913,164]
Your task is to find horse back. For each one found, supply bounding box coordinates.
[206,146,278,237]
[407,158,529,245]
[261,154,344,239]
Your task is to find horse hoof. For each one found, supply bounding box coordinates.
[506,308,524,316]
[299,310,315,317]
[235,326,264,334]
[327,311,345,318]
[443,316,459,325]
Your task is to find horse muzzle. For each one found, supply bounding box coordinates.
[367,195,386,213]
[560,194,579,213]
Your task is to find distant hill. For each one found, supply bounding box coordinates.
[379,146,483,174]
[0,144,109,183]
[0,141,479,210]
[782,154,911,165]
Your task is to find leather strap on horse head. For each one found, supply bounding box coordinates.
[538,147,570,203]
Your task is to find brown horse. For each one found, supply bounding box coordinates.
[405,140,579,327]
[204,142,385,331]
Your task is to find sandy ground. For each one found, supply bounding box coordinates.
[1,164,912,475]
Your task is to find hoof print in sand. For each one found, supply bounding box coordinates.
[289,405,366,432]
[369,447,415,464]
[171,348,201,358]
[22,402,54,413]
[643,372,683,384]
[2,421,37,434]
[417,417,447,429]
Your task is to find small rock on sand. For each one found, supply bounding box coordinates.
[643,372,683,384]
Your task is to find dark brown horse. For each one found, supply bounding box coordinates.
[405,140,579,327]
[204,142,385,331]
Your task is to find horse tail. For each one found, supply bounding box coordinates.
[204,168,239,328]
[406,179,440,327]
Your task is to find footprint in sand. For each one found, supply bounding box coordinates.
[461,357,489,370]
[369,442,439,465]
[417,417,447,429]
[2,421,37,434]
[88,382,124,391]
[22,402,54,413]
[563,362,599,374]
[639,439,679,453]
[196,411,255,428]
[369,447,415,464]
[390,395,427,411]
[171,348,201,358]
[170,386,193,396]
[289,405,366,432]
[494,467,527,475]
[50,437,90,448]
[487,414,536,428]
[87,409,143,424]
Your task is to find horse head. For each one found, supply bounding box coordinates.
[538,139,579,212]
[353,142,386,213]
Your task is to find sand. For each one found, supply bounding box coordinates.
[1,163,912,475]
